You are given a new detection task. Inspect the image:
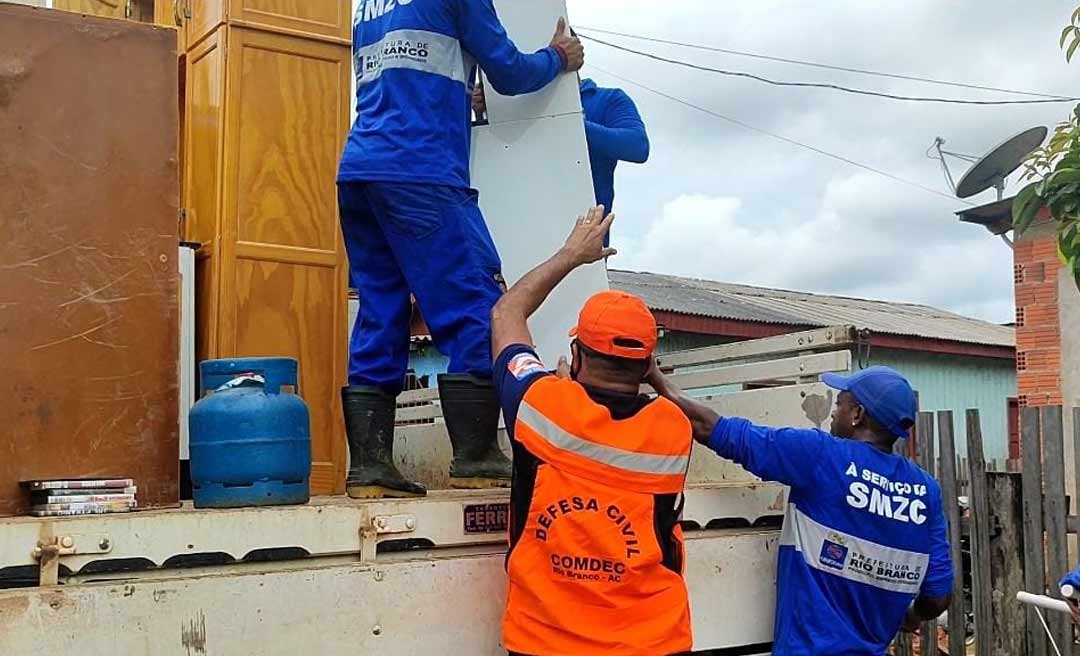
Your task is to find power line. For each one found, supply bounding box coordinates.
[580,34,1080,106]
[577,26,1073,101]
[586,64,973,206]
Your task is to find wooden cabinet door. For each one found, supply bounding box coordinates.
[228,0,351,42]
[221,27,351,494]
[53,0,128,18]
[153,0,175,24]
[146,1,184,51]
[182,0,225,49]
[184,29,225,369]
[183,29,225,249]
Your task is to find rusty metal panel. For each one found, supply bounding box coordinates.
[0,5,179,516]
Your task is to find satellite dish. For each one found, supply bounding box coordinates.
[954,126,1048,199]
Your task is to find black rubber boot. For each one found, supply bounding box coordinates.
[342,386,426,499]
[438,374,513,489]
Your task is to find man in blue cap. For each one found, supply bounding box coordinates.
[648,364,953,654]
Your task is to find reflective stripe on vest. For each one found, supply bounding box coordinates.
[517,402,690,476]
[513,377,691,495]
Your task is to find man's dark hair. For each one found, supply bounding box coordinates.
[576,340,648,381]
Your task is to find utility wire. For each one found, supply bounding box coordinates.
[587,64,973,206]
[577,26,1074,101]
[581,34,1080,106]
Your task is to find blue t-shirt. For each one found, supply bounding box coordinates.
[707,418,953,655]
[338,0,563,188]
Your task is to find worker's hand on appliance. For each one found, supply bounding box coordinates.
[491,206,611,358]
[550,17,585,72]
[474,19,581,117]
[559,205,616,267]
[472,80,487,116]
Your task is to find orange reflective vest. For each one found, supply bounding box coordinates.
[502,376,694,656]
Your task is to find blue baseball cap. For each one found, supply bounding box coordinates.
[821,366,917,438]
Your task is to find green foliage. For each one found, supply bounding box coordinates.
[1013,7,1080,290]
[1063,7,1080,61]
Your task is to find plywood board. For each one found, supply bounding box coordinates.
[0,5,179,515]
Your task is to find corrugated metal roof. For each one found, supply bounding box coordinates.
[610,269,1014,348]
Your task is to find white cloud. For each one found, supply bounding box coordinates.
[614,172,1015,322]
[563,0,1074,323]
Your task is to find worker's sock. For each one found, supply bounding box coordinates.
[437,374,512,487]
[341,385,427,499]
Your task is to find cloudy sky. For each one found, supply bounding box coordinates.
[563,0,1078,323]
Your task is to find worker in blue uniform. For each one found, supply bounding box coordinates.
[577,77,650,246]
[650,365,953,654]
[337,0,585,499]
[473,73,649,246]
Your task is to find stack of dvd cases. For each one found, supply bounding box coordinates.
[22,479,137,517]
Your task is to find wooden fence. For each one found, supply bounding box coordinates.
[892,406,1079,656]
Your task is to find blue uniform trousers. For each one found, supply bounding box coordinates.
[339,182,504,395]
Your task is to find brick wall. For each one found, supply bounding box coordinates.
[1014,226,1062,407]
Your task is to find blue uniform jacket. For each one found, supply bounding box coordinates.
[580,78,650,213]
[339,0,563,188]
[707,418,953,655]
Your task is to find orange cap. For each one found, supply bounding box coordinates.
[568,290,657,360]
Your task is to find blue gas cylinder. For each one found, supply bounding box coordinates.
[188,358,311,508]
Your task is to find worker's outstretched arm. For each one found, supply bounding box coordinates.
[649,365,827,489]
[458,6,583,97]
[491,206,615,360]
[585,91,650,163]
[645,361,720,442]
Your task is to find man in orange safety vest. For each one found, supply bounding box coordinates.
[490,206,693,656]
